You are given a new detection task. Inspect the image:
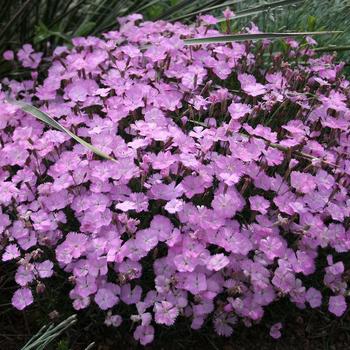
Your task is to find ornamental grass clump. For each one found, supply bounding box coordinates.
[1,13,350,346]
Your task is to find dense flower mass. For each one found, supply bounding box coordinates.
[1,13,350,345]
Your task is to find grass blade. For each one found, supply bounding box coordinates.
[6,98,117,162]
[155,0,195,20]
[0,0,32,39]
[313,45,350,52]
[184,31,342,45]
[22,315,77,350]
[134,0,164,13]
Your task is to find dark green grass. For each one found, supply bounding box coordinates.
[1,0,349,54]
[232,0,350,60]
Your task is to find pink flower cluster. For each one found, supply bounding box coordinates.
[1,13,350,345]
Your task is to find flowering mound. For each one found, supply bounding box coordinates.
[1,14,350,345]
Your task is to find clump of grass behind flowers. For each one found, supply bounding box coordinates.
[1,12,350,347]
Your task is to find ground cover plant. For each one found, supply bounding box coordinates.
[0,10,350,349]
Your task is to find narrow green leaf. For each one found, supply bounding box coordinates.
[75,21,96,37]
[313,45,350,52]
[22,315,77,350]
[307,15,317,31]
[155,0,196,20]
[6,98,117,162]
[135,0,163,13]
[0,0,32,39]
[184,31,342,45]
[21,326,48,348]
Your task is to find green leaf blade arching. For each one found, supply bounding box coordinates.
[184,31,342,45]
[6,98,117,162]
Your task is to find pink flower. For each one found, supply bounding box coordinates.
[262,147,284,166]
[17,44,42,68]
[228,102,252,120]
[0,211,10,234]
[200,15,218,25]
[249,195,270,214]
[223,8,235,20]
[87,255,108,277]
[207,254,230,271]
[272,269,296,293]
[120,284,142,305]
[105,312,122,327]
[259,236,287,260]
[0,181,19,205]
[135,229,158,252]
[269,322,282,339]
[290,171,317,194]
[12,288,33,310]
[174,254,197,272]
[115,201,137,212]
[221,228,253,255]
[65,80,98,102]
[213,61,232,80]
[154,301,179,326]
[266,72,286,90]
[328,295,347,317]
[151,151,177,170]
[3,50,14,61]
[149,182,184,201]
[305,287,322,308]
[213,312,237,337]
[134,325,154,346]
[165,199,184,214]
[35,260,54,278]
[181,176,207,199]
[2,244,20,261]
[94,287,119,310]
[238,73,267,96]
[75,276,97,297]
[326,261,344,276]
[149,215,173,241]
[15,265,35,286]
[183,272,207,294]
[56,232,88,264]
[212,186,245,218]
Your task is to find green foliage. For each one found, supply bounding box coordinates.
[21,315,77,350]
[230,0,350,56]
[0,0,219,51]
[1,0,349,61]
[184,31,341,45]
[56,339,70,350]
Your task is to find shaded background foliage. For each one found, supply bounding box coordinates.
[1,0,349,79]
[1,0,349,54]
[1,1,350,349]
